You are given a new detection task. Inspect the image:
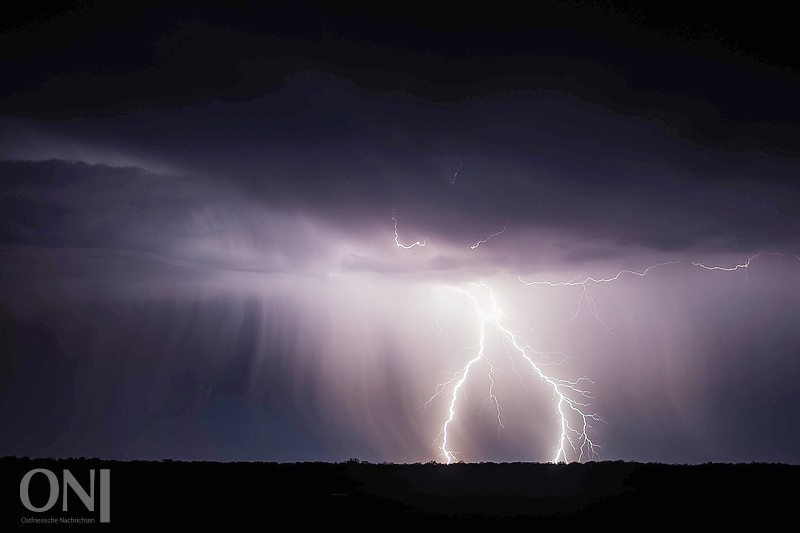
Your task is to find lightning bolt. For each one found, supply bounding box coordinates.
[432,252,799,463]
[518,260,682,288]
[517,261,680,331]
[431,282,600,464]
[405,206,797,466]
[691,251,800,277]
[392,209,427,249]
[470,224,510,250]
[516,252,797,328]
[450,158,463,184]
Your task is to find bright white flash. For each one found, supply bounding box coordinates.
[429,282,600,464]
[392,209,427,249]
[391,213,796,464]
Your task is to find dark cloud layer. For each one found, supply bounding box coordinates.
[1,2,799,463]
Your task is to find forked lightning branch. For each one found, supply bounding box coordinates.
[394,211,798,464]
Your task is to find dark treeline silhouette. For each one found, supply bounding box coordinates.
[2,457,796,525]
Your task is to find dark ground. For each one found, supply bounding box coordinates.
[2,457,796,526]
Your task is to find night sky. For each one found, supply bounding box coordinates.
[2,1,799,464]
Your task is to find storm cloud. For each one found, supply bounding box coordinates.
[1,2,799,463]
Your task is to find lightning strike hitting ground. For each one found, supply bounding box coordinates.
[395,215,797,464]
[470,224,510,250]
[429,282,600,464]
[392,209,427,249]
